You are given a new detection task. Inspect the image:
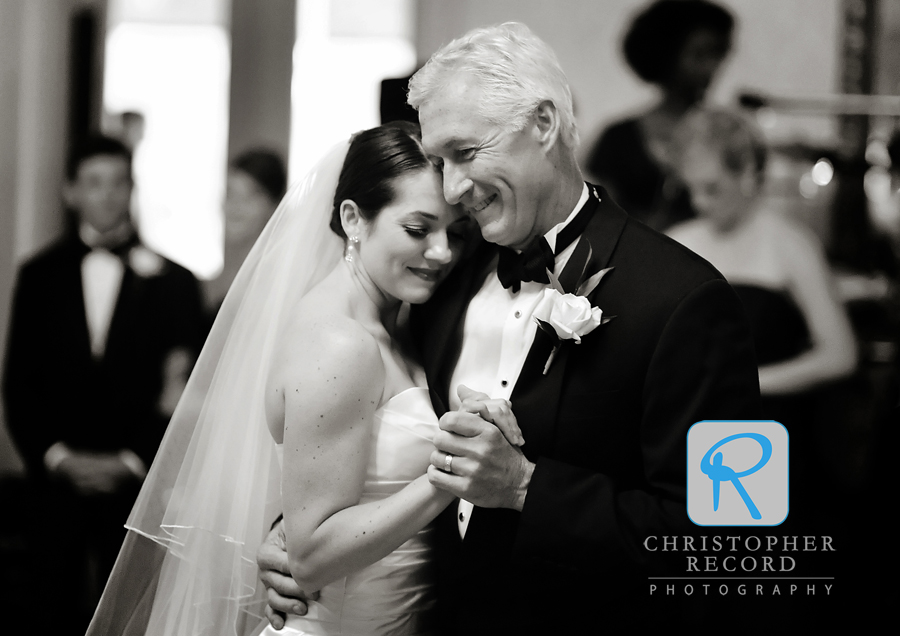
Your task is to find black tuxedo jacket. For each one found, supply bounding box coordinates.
[3,234,204,478]
[411,187,760,634]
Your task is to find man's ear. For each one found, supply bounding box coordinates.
[339,199,365,239]
[532,99,561,150]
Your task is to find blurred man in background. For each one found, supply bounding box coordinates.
[2,135,203,634]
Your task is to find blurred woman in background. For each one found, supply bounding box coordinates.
[667,109,857,509]
[585,0,733,231]
[203,149,287,327]
[668,108,857,403]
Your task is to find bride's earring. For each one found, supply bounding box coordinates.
[345,235,360,262]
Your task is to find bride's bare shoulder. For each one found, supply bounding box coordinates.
[266,308,384,440]
[280,300,381,375]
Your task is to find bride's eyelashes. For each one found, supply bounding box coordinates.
[403,225,429,238]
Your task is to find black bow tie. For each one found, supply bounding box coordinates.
[77,226,140,260]
[496,236,554,292]
[496,188,598,293]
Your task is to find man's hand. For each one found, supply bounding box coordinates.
[256,521,319,630]
[455,385,524,446]
[428,385,534,510]
[55,451,136,496]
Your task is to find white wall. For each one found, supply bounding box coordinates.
[0,0,96,475]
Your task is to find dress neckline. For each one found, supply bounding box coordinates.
[378,385,429,411]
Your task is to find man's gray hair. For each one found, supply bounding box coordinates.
[408,22,579,149]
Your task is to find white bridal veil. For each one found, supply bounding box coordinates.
[86,141,349,636]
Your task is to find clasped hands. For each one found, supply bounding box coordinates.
[54,449,138,496]
[428,384,533,511]
[256,385,532,628]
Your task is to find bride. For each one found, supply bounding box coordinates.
[86,121,517,635]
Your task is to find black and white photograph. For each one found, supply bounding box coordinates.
[0,1,896,634]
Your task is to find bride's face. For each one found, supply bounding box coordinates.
[355,168,469,304]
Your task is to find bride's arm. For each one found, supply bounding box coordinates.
[275,318,454,593]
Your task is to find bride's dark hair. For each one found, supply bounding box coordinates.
[330,120,434,239]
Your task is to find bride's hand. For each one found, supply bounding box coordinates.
[455,384,525,447]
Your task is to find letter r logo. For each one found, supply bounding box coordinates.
[687,421,789,526]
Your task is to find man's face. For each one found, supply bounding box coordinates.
[65,154,132,233]
[419,76,549,250]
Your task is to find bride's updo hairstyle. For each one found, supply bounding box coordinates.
[330,120,434,239]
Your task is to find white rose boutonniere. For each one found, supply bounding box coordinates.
[533,289,604,344]
[533,264,614,374]
[128,246,165,277]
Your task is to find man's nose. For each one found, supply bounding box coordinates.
[442,163,472,205]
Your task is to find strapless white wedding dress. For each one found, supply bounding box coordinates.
[258,387,440,636]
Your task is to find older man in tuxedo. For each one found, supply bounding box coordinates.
[260,22,759,633]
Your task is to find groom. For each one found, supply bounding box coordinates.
[260,22,760,633]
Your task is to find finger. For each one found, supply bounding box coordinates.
[490,416,524,447]
[266,586,309,615]
[426,464,466,497]
[265,605,286,630]
[438,411,491,437]
[429,449,463,475]
[456,384,491,404]
[459,399,523,446]
[265,571,307,600]
[432,428,484,457]
[257,534,291,574]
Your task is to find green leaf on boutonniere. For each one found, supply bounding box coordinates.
[577,266,614,297]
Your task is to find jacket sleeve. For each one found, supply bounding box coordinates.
[129,264,205,467]
[2,265,56,476]
[512,278,761,583]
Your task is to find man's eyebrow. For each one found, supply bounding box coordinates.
[436,136,470,150]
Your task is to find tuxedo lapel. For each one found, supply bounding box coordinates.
[511,186,628,457]
[63,239,95,363]
[579,186,629,303]
[103,266,137,365]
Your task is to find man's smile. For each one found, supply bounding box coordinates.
[467,193,497,215]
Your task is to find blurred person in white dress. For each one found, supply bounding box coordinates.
[666,108,857,519]
[667,108,856,404]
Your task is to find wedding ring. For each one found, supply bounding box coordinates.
[444,453,453,474]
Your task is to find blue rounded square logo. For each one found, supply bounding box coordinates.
[687,421,789,526]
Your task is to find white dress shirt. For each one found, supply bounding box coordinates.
[450,184,591,537]
[81,247,124,359]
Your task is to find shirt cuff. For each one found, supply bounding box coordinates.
[118,449,148,480]
[43,442,72,473]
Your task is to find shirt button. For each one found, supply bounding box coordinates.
[514,310,522,318]
[459,512,466,523]
[501,380,508,387]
